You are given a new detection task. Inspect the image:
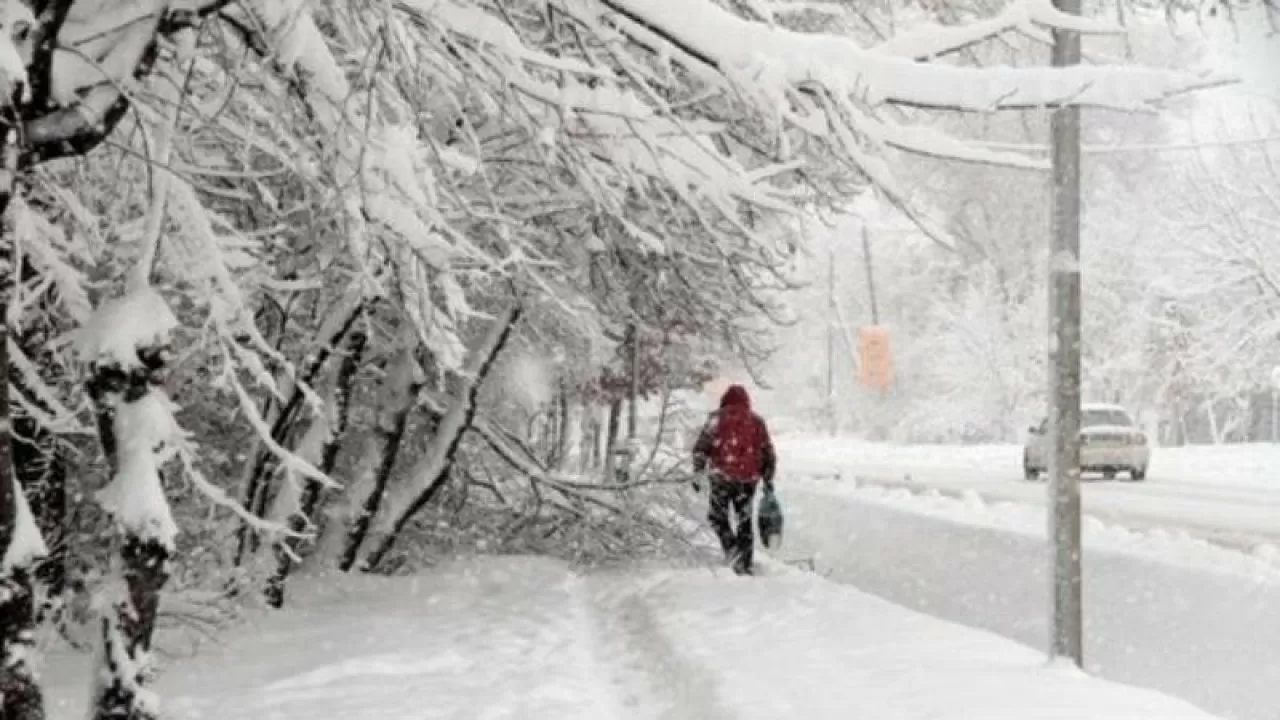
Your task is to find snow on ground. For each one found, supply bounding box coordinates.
[776,479,1280,719]
[1154,443,1280,490]
[48,558,619,720]
[46,556,1217,719]
[607,561,1214,719]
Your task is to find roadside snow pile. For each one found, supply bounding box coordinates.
[788,477,1280,582]
[609,563,1218,719]
[47,556,1219,719]
[1154,444,1280,490]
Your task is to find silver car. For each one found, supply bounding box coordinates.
[1023,403,1151,482]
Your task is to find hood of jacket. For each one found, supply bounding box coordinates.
[720,384,751,410]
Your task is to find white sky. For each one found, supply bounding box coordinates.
[1205,4,1280,99]
[1188,5,1280,137]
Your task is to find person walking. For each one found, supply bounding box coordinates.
[692,384,777,575]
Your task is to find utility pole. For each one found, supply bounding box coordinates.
[862,225,888,440]
[862,225,880,325]
[1048,0,1084,668]
[827,246,837,436]
[627,322,640,443]
[1270,367,1280,443]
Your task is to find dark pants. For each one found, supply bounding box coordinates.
[708,478,758,573]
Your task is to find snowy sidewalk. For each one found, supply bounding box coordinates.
[47,556,1217,719]
[50,557,618,720]
[604,562,1215,719]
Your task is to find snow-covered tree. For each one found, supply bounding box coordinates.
[0,0,1238,714]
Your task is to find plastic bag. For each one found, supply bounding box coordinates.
[758,484,784,549]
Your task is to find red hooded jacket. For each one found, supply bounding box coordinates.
[692,385,777,483]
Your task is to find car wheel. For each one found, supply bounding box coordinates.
[1024,466,1039,482]
[1102,469,1116,481]
[1130,467,1146,482]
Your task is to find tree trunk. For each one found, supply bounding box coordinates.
[603,398,622,482]
[0,415,46,720]
[627,324,640,442]
[587,408,602,470]
[1205,400,1222,445]
[337,401,416,571]
[91,536,169,720]
[265,325,367,607]
[557,388,579,472]
[337,348,421,571]
[0,559,43,720]
[86,343,174,720]
[362,306,521,571]
[553,392,568,466]
[234,300,366,566]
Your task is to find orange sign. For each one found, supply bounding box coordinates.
[858,325,893,388]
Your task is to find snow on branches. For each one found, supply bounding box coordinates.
[597,0,1222,111]
[0,0,1236,716]
[1,476,45,573]
[74,288,177,382]
[0,2,33,103]
[0,0,1236,656]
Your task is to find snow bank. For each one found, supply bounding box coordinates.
[609,564,1217,719]
[1153,443,1280,490]
[785,476,1280,583]
[48,556,1219,719]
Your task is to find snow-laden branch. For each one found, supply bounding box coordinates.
[397,0,798,217]
[0,3,33,105]
[128,29,196,293]
[226,375,335,489]
[8,342,85,434]
[596,0,1226,114]
[1,478,47,572]
[73,286,177,372]
[873,0,1123,60]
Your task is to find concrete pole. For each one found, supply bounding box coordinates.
[1048,0,1084,668]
